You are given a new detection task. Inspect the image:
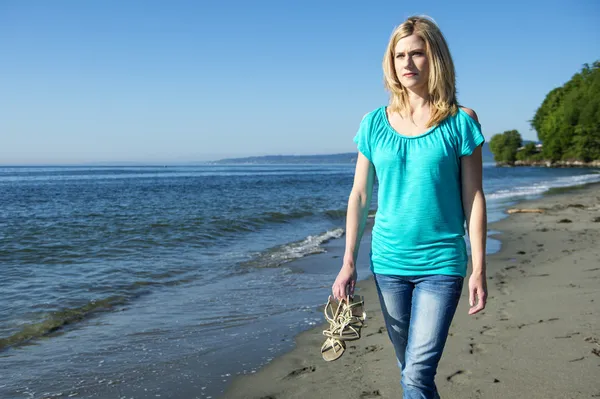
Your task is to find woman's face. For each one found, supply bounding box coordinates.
[394,34,429,91]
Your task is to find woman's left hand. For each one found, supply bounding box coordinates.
[468,271,487,315]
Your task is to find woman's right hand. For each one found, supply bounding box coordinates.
[332,261,357,300]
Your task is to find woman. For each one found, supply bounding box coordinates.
[332,15,487,399]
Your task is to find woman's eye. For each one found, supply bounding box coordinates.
[395,54,405,58]
[412,52,423,57]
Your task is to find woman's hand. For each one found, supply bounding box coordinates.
[332,260,357,300]
[468,271,487,315]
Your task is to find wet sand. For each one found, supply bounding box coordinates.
[223,184,600,398]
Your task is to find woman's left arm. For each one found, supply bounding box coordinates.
[460,108,488,315]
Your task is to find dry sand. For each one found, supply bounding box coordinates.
[223,184,600,399]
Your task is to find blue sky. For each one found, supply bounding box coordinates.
[1,0,598,164]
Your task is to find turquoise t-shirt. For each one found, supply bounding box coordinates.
[353,106,485,277]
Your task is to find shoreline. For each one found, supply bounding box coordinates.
[223,183,600,398]
[495,160,600,168]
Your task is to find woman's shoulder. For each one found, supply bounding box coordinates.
[360,106,386,123]
[445,106,481,134]
[458,106,479,123]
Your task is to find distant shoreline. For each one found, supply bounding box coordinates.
[496,160,600,168]
[212,153,359,164]
[214,144,494,164]
[0,143,496,166]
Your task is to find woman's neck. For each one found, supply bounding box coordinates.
[407,88,430,112]
[398,89,430,118]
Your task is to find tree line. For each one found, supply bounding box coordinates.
[489,61,600,165]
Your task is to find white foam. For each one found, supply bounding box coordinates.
[244,228,345,268]
[487,173,600,201]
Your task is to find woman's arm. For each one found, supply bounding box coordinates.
[460,108,488,315]
[332,152,375,300]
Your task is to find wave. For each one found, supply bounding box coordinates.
[324,209,377,219]
[487,173,600,201]
[0,295,127,352]
[249,210,315,224]
[209,209,318,235]
[239,228,345,269]
[1,208,327,264]
[324,209,346,219]
[0,276,196,352]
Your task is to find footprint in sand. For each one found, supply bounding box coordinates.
[527,273,550,278]
[584,336,600,357]
[498,309,511,321]
[503,300,517,308]
[360,390,382,398]
[517,318,560,329]
[480,326,497,337]
[364,345,383,353]
[366,326,387,337]
[554,332,581,339]
[446,369,472,384]
[469,342,487,355]
[284,366,316,379]
[348,345,383,355]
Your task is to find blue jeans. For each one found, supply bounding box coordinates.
[374,273,463,399]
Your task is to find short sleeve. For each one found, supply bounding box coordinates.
[353,113,373,162]
[458,109,485,157]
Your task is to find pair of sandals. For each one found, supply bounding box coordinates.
[320,295,366,361]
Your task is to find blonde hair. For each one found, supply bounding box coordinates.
[382,15,458,127]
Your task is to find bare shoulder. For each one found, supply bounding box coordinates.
[459,106,479,123]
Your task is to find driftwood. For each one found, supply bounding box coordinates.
[507,208,545,214]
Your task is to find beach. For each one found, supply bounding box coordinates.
[223,183,600,399]
[2,166,600,399]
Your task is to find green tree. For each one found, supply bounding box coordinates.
[531,60,600,162]
[516,142,538,161]
[489,130,523,164]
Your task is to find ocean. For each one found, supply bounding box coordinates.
[1,164,599,398]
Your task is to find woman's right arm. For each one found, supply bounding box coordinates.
[332,152,375,300]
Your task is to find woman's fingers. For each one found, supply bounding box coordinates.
[468,286,487,315]
[332,281,344,300]
[332,266,357,300]
[333,280,351,300]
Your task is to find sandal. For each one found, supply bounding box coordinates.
[322,295,366,341]
[321,336,345,361]
[347,295,367,323]
[323,295,343,325]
